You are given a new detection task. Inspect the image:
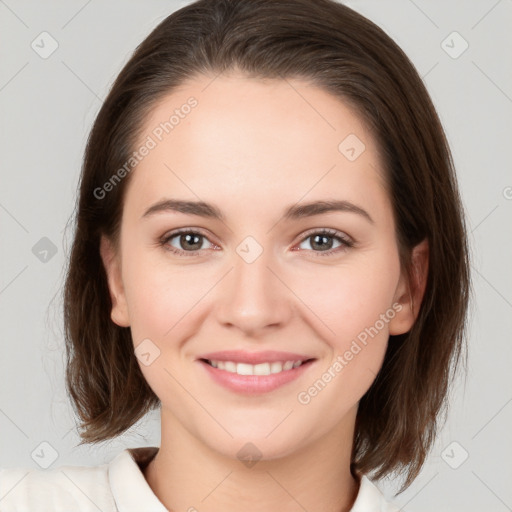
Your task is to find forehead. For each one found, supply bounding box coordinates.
[124,72,388,221]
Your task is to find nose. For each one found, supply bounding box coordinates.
[215,245,293,337]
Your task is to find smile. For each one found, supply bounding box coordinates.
[203,359,308,376]
[197,356,316,394]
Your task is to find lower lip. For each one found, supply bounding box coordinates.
[198,360,315,395]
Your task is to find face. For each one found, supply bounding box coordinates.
[101,72,424,461]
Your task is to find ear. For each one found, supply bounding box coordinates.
[388,238,429,336]
[99,234,131,327]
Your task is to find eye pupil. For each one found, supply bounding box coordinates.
[181,233,202,250]
[311,234,333,251]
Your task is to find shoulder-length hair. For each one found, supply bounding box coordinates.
[63,0,471,492]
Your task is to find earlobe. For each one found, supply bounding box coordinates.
[99,235,131,327]
[389,238,429,336]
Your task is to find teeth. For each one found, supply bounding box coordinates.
[283,361,294,371]
[209,359,305,376]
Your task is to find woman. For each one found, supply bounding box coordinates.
[0,0,470,510]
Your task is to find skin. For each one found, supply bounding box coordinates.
[100,71,428,512]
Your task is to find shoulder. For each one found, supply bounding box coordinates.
[350,475,401,512]
[0,457,115,512]
[0,446,164,512]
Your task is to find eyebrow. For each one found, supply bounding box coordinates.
[141,198,374,224]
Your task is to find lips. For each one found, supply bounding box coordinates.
[197,350,315,365]
[196,350,317,394]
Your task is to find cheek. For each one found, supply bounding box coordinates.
[296,255,400,340]
[122,252,212,398]
[292,261,400,418]
[122,246,214,343]
[291,253,400,391]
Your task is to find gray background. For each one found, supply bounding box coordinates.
[1,0,511,510]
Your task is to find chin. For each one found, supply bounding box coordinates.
[202,428,308,464]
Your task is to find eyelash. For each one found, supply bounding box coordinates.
[158,227,354,258]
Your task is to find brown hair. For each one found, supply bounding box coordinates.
[63,0,471,492]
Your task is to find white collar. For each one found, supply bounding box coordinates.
[109,447,167,511]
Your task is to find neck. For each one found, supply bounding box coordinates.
[143,408,360,512]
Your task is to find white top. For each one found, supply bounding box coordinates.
[0,446,400,511]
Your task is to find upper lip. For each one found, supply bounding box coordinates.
[197,350,315,365]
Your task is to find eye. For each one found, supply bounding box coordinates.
[295,228,354,256]
[160,228,217,257]
[159,227,354,258]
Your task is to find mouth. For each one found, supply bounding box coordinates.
[199,358,315,376]
[196,351,317,394]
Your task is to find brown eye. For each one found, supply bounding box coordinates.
[297,229,354,257]
[160,229,214,256]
